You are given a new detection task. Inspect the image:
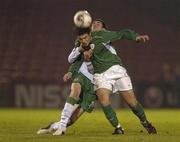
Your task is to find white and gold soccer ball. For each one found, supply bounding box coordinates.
[73,10,92,28]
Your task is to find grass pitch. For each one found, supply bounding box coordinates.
[0,109,180,142]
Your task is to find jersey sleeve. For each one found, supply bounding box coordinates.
[68,47,81,63]
[99,29,140,44]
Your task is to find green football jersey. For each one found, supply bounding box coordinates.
[68,56,83,80]
[69,29,139,75]
[90,29,139,73]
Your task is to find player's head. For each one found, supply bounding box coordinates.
[76,27,91,35]
[91,19,107,32]
[76,27,92,46]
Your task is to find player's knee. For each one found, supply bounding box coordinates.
[69,91,80,99]
[96,89,111,106]
[99,98,110,106]
[128,100,138,108]
[70,83,81,99]
[121,90,138,108]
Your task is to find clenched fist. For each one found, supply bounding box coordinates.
[84,49,93,61]
[63,72,72,82]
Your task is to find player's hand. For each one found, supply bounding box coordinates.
[136,35,149,43]
[84,49,93,61]
[80,43,91,51]
[63,72,72,82]
[78,46,85,52]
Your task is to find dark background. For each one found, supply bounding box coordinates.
[0,0,180,108]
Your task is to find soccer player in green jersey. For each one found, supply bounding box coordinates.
[53,23,124,135]
[66,22,125,135]
[76,20,157,134]
[37,51,97,135]
[37,22,125,135]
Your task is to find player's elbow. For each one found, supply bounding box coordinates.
[68,57,72,63]
[68,56,74,63]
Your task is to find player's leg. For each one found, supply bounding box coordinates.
[96,88,124,134]
[120,90,157,134]
[68,74,96,126]
[66,75,97,126]
[120,89,147,122]
[67,105,85,127]
[53,82,81,135]
[115,76,157,134]
[94,68,124,135]
[36,105,84,135]
[60,82,81,128]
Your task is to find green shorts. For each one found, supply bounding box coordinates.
[73,73,97,113]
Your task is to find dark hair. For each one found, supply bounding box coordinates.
[75,27,91,35]
[93,19,107,29]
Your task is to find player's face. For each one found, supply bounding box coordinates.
[91,21,105,32]
[78,33,92,46]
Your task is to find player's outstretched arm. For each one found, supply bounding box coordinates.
[95,29,139,44]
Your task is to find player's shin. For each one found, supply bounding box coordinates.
[53,97,78,136]
[60,97,78,129]
[102,104,120,128]
[130,102,147,123]
[102,105,124,134]
[130,102,157,134]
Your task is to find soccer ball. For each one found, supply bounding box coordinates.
[73,10,92,28]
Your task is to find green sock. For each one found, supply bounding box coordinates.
[66,97,78,105]
[102,105,119,128]
[130,102,147,122]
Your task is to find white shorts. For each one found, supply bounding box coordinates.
[94,65,133,93]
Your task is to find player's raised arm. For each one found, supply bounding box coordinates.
[93,29,140,44]
[118,29,140,40]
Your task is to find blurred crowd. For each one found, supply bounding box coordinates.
[137,63,180,108]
